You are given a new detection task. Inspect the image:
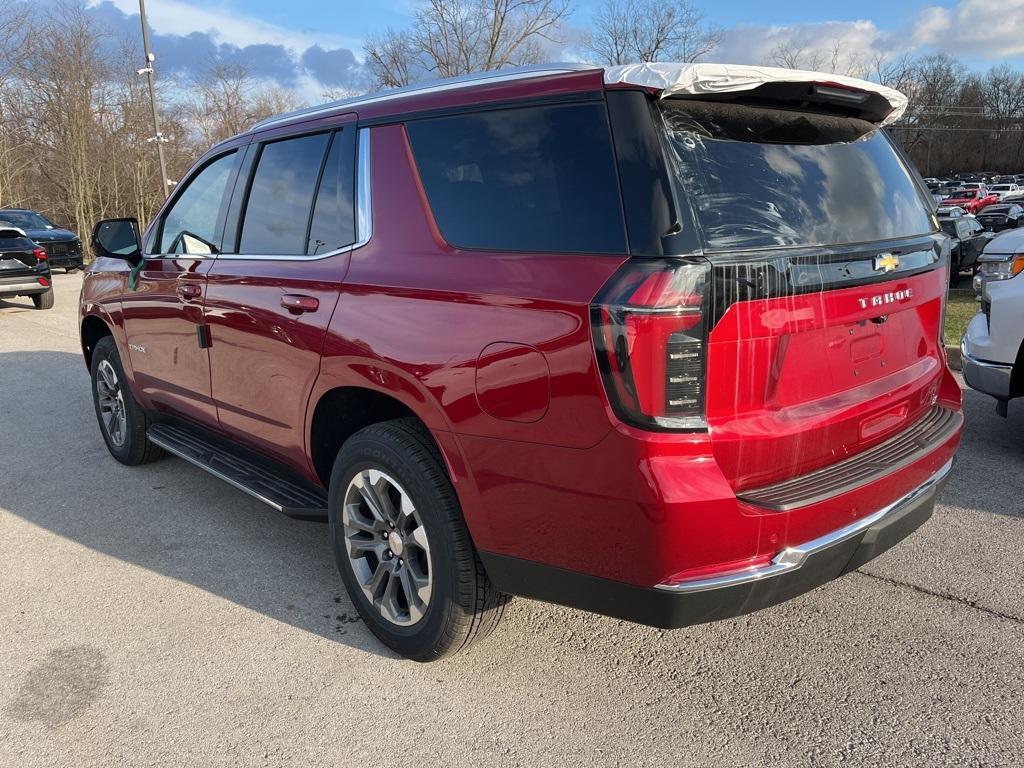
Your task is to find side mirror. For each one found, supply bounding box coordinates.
[91,218,142,263]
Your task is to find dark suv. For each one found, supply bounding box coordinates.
[0,208,83,271]
[81,63,963,660]
[0,225,53,309]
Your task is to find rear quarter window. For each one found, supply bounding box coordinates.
[406,102,627,254]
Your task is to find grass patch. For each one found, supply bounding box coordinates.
[945,289,978,344]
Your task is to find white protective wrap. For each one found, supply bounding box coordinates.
[603,62,909,126]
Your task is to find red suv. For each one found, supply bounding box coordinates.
[81,63,963,660]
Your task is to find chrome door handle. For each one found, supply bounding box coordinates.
[281,294,319,314]
[176,283,201,300]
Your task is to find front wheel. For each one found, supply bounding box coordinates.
[328,418,507,661]
[90,336,164,465]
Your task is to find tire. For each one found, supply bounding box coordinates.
[328,418,507,661]
[90,336,165,465]
[31,289,54,310]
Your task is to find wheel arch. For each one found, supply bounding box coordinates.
[80,314,114,371]
[307,385,471,498]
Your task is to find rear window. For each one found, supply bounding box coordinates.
[660,101,935,251]
[0,232,31,249]
[406,102,627,254]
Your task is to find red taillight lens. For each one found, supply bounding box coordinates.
[592,258,710,430]
[33,246,47,261]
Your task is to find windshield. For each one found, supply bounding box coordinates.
[0,210,51,229]
[659,101,935,251]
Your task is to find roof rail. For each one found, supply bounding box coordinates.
[250,62,599,131]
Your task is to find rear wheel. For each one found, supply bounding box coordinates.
[31,289,54,310]
[90,336,164,465]
[328,418,507,661]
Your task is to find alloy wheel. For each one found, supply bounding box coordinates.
[96,359,127,447]
[342,468,433,626]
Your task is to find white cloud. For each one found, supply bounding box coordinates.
[91,0,362,54]
[911,0,1024,58]
[715,20,898,74]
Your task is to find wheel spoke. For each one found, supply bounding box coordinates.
[363,559,390,601]
[341,467,433,628]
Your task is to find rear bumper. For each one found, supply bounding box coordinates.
[481,459,952,629]
[0,276,49,296]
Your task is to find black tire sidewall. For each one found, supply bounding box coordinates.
[328,427,464,658]
[90,337,145,464]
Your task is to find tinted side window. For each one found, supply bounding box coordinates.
[956,220,971,238]
[239,133,330,255]
[406,103,627,254]
[159,151,237,254]
[307,129,356,255]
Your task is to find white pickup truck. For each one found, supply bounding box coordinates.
[962,228,1024,416]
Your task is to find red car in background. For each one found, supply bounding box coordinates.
[943,188,999,213]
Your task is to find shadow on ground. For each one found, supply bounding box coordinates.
[0,350,394,659]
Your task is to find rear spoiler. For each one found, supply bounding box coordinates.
[603,63,908,126]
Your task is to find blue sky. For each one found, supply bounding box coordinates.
[83,0,1024,96]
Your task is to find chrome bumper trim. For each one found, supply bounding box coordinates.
[655,458,953,594]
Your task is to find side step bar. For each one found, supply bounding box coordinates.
[147,423,328,521]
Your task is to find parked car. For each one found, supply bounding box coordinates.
[0,225,53,309]
[80,62,963,660]
[975,203,1024,232]
[988,183,1020,200]
[0,208,83,271]
[942,188,999,213]
[962,227,1024,416]
[936,205,968,218]
[939,215,991,279]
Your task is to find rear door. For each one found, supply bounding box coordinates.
[657,99,947,491]
[120,149,242,425]
[204,120,358,474]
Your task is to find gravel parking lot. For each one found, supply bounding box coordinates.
[2,272,1023,767]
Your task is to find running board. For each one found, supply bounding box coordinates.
[147,423,328,521]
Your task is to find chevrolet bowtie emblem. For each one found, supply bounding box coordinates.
[874,253,900,273]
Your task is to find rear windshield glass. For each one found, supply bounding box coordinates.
[0,234,31,248]
[659,101,934,251]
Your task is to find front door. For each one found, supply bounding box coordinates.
[121,149,241,426]
[204,124,359,474]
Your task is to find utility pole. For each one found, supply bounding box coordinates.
[137,0,170,198]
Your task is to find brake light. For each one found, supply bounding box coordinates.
[591,259,710,430]
[33,246,47,261]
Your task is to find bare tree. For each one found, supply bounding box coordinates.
[767,38,869,78]
[365,0,570,88]
[582,0,720,65]
[184,59,305,145]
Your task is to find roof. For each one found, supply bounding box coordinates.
[250,61,910,133]
[251,63,596,130]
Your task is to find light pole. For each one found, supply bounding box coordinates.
[137,0,170,198]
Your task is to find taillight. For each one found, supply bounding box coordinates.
[591,258,710,430]
[33,246,47,261]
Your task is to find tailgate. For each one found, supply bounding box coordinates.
[704,242,948,492]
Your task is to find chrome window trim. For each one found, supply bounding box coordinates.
[655,458,954,594]
[214,127,371,262]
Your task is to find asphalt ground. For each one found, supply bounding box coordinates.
[1,271,1022,767]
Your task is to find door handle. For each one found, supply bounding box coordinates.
[281,294,319,314]
[176,283,201,300]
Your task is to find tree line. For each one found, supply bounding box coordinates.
[2,0,1023,240]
